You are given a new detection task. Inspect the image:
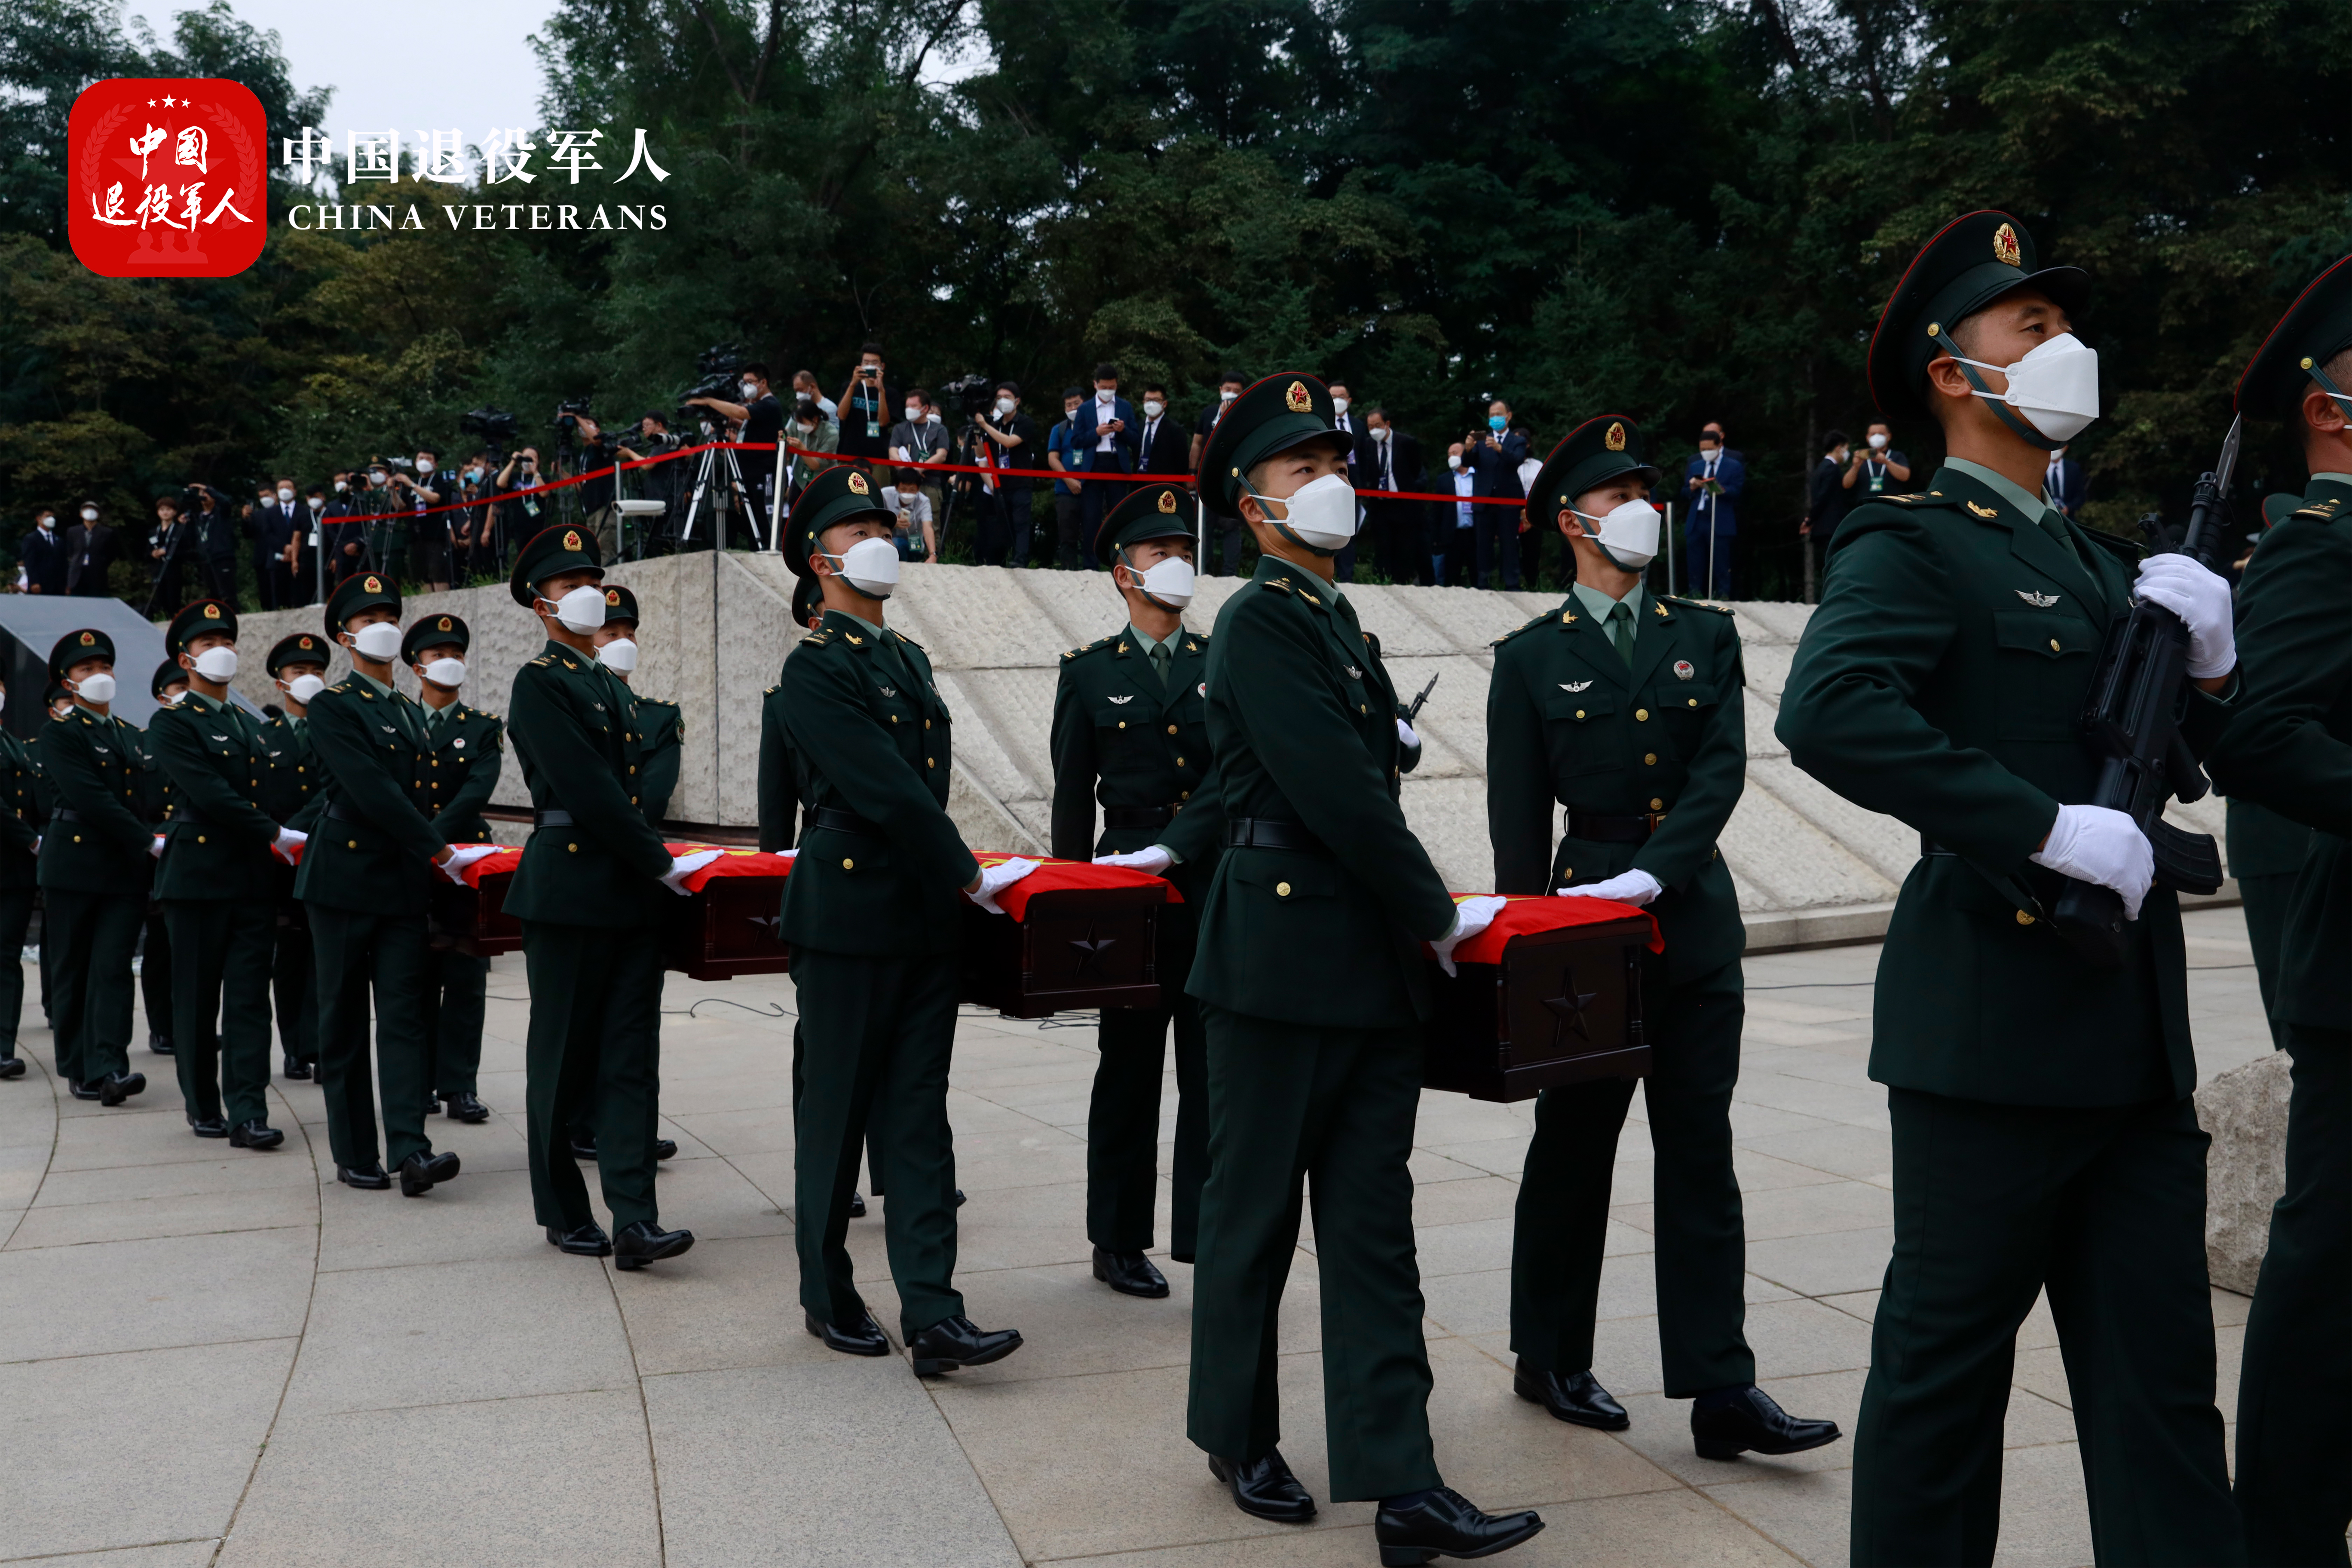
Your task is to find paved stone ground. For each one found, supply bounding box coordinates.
[0,907,2269,1568]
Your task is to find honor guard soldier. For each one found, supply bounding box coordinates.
[505,525,700,1269]
[149,600,299,1148]
[1049,481,1219,1297]
[0,670,43,1081]
[402,613,502,1125]
[766,465,1032,1373]
[40,630,150,1106]
[142,659,184,1060]
[2209,251,2352,1565]
[299,573,469,1198]
[591,585,683,825]
[261,634,331,1080]
[1185,373,1540,1564]
[1777,211,2243,1564]
[1489,416,1841,1459]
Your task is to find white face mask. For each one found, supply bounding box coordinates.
[1446,453,1463,471]
[276,487,294,504]
[741,381,760,400]
[72,672,116,704]
[822,535,901,599]
[159,690,185,707]
[995,397,1016,415]
[1954,331,2101,446]
[370,472,387,486]
[1330,397,1350,416]
[192,646,238,683]
[904,404,923,423]
[1248,470,1358,554]
[1219,389,1238,403]
[1142,399,1164,419]
[1371,425,1389,442]
[334,480,348,492]
[1867,431,1889,450]
[1096,388,1115,404]
[423,657,466,688]
[1128,555,1195,609]
[1573,497,1663,571]
[348,620,404,662]
[80,508,98,522]
[595,639,638,675]
[285,673,326,704]
[541,584,607,635]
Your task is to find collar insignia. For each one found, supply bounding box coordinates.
[1283,380,1311,413]
[1653,601,1669,616]
[1561,680,1592,692]
[1965,500,2000,519]
[2015,589,2061,607]
[845,634,864,644]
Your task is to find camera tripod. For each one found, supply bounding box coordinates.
[675,437,761,551]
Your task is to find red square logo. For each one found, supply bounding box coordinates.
[67,78,267,279]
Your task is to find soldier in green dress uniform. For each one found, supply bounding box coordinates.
[40,629,151,1106]
[30,685,68,1031]
[1488,416,1841,1461]
[1776,211,2244,1565]
[1049,481,1220,1298]
[505,524,697,1269]
[1183,372,1542,1564]
[261,634,331,1079]
[590,585,683,826]
[403,613,501,1125]
[2209,250,2352,1567]
[298,573,468,1197]
[141,659,183,1061]
[766,465,1029,1372]
[149,600,295,1148]
[0,670,44,1080]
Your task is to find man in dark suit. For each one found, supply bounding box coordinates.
[1462,401,1531,588]
[20,508,67,596]
[2042,444,2087,520]
[64,502,114,597]
[251,481,301,609]
[1069,362,1139,566]
[1358,407,1427,584]
[1136,384,1190,475]
[1683,429,1747,599]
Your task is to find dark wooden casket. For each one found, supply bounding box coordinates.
[662,872,792,980]
[428,870,523,959]
[1421,913,1653,1102]
[958,884,1167,1019]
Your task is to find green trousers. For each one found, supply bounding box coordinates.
[1512,959,1754,1395]
[162,900,276,1127]
[2238,870,2299,1052]
[2234,1025,2350,1566]
[0,888,34,1057]
[140,907,172,1048]
[1850,1090,2240,1567]
[421,946,488,1097]
[272,910,316,1066]
[792,947,962,1339]
[45,888,144,1086]
[522,922,666,1231]
[1088,919,1208,1256]
[787,1021,885,1194]
[308,903,435,1170]
[1187,1004,1439,1503]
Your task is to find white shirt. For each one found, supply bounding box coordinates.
[1454,470,1476,530]
[1094,396,1117,453]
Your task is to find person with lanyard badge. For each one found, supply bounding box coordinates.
[836,344,892,464]
[1845,422,1912,512]
[1488,416,1844,1462]
[1185,372,1541,1564]
[0,670,43,1082]
[1777,211,2245,1564]
[300,573,478,1198]
[140,660,184,1064]
[261,634,331,1081]
[39,629,151,1107]
[1049,482,1222,1299]
[401,614,503,1127]
[149,600,301,1150]
[2208,248,2352,1567]
[505,525,707,1268]
[766,466,1035,1373]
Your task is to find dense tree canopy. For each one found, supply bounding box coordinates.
[0,0,2343,602]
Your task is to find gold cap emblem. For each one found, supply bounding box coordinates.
[363,575,382,592]
[299,637,314,649]
[437,616,452,631]
[846,471,870,495]
[605,589,620,606]
[202,603,220,619]
[1284,380,1311,414]
[562,530,581,551]
[78,631,94,646]
[1992,222,2021,267]
[1156,490,1178,514]
[1604,421,1627,453]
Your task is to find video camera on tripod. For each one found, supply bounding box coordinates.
[461,405,519,461]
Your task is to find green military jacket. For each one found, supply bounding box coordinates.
[1487,591,1747,983]
[413,700,504,844]
[1778,463,2236,1106]
[767,609,978,958]
[1049,626,1224,906]
[37,705,155,897]
[1187,555,1450,1029]
[2208,479,2349,1033]
[150,693,281,903]
[756,695,805,853]
[0,728,44,893]
[505,640,675,930]
[631,695,682,827]
[294,674,448,916]
[260,713,325,832]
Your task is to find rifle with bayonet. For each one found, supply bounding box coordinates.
[2048,416,2239,964]
[1404,672,1439,724]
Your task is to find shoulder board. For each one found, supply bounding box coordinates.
[2292,497,2344,519]
[1491,609,1559,647]
[764,683,779,695]
[890,630,926,651]
[1062,634,1115,662]
[1260,576,1293,594]
[800,628,835,646]
[327,680,352,692]
[527,655,554,668]
[1660,595,1734,615]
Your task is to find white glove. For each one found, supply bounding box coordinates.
[965,856,1041,915]
[661,848,725,896]
[271,827,308,865]
[1558,868,1663,907]
[2030,802,2153,921]
[775,847,799,861]
[438,843,497,885]
[1396,717,1421,748]
[150,834,165,859]
[1093,845,1173,875]
[1430,894,1508,977]
[2134,554,2236,679]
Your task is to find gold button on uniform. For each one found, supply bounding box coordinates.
[2015,910,2035,925]
[842,858,854,870]
[1275,881,1292,897]
[1650,798,1664,810]
[1644,753,1657,765]
[1117,721,1126,729]
[926,757,935,768]
[196,835,206,844]
[1575,709,1586,720]
[1166,724,1178,735]
[1176,757,1185,767]
[346,839,356,849]
[1687,698,1698,707]
[1635,708,1649,721]
[2049,639,2060,652]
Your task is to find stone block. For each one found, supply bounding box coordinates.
[2193,1046,2288,1294]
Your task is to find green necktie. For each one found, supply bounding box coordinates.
[2040,507,2082,567]
[1149,641,1172,688]
[1608,600,1635,667]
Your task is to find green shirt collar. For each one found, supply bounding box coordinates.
[1126,623,1182,659]
[2309,471,2352,489]
[1569,579,1644,624]
[349,667,395,699]
[1943,456,2057,523]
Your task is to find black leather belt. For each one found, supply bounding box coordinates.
[1565,811,1667,844]
[325,800,363,826]
[534,808,575,828]
[809,807,886,838]
[1224,817,1323,853]
[50,808,80,822]
[1104,805,1173,830]
[169,807,213,827]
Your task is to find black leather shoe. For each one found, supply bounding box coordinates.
[954,1187,966,1206]
[847,1190,867,1218]
[573,1132,680,1162]
[230,1119,284,1150]
[1373,1487,1544,1565]
[656,1138,677,1160]
[67,1079,101,1101]
[1691,1384,1842,1460]
[1513,1361,1629,1431]
[546,1222,612,1257]
[906,1315,1021,1375]
[443,1091,490,1124]
[397,1149,461,1196]
[422,1096,440,1116]
[148,1032,174,1056]
[97,1069,146,1106]
[1207,1451,1316,1524]
[1093,1247,1170,1298]
[612,1219,695,1271]
[283,1057,312,1081]
[337,1162,391,1190]
[805,1309,891,1356]
[187,1113,229,1138]
[569,1130,597,1160]
[0,1056,23,1080]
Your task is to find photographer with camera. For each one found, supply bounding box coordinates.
[889,387,947,535]
[182,484,238,603]
[972,380,1038,567]
[835,345,891,464]
[787,397,837,502]
[630,412,682,554]
[492,447,547,557]
[560,412,649,563]
[388,447,455,588]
